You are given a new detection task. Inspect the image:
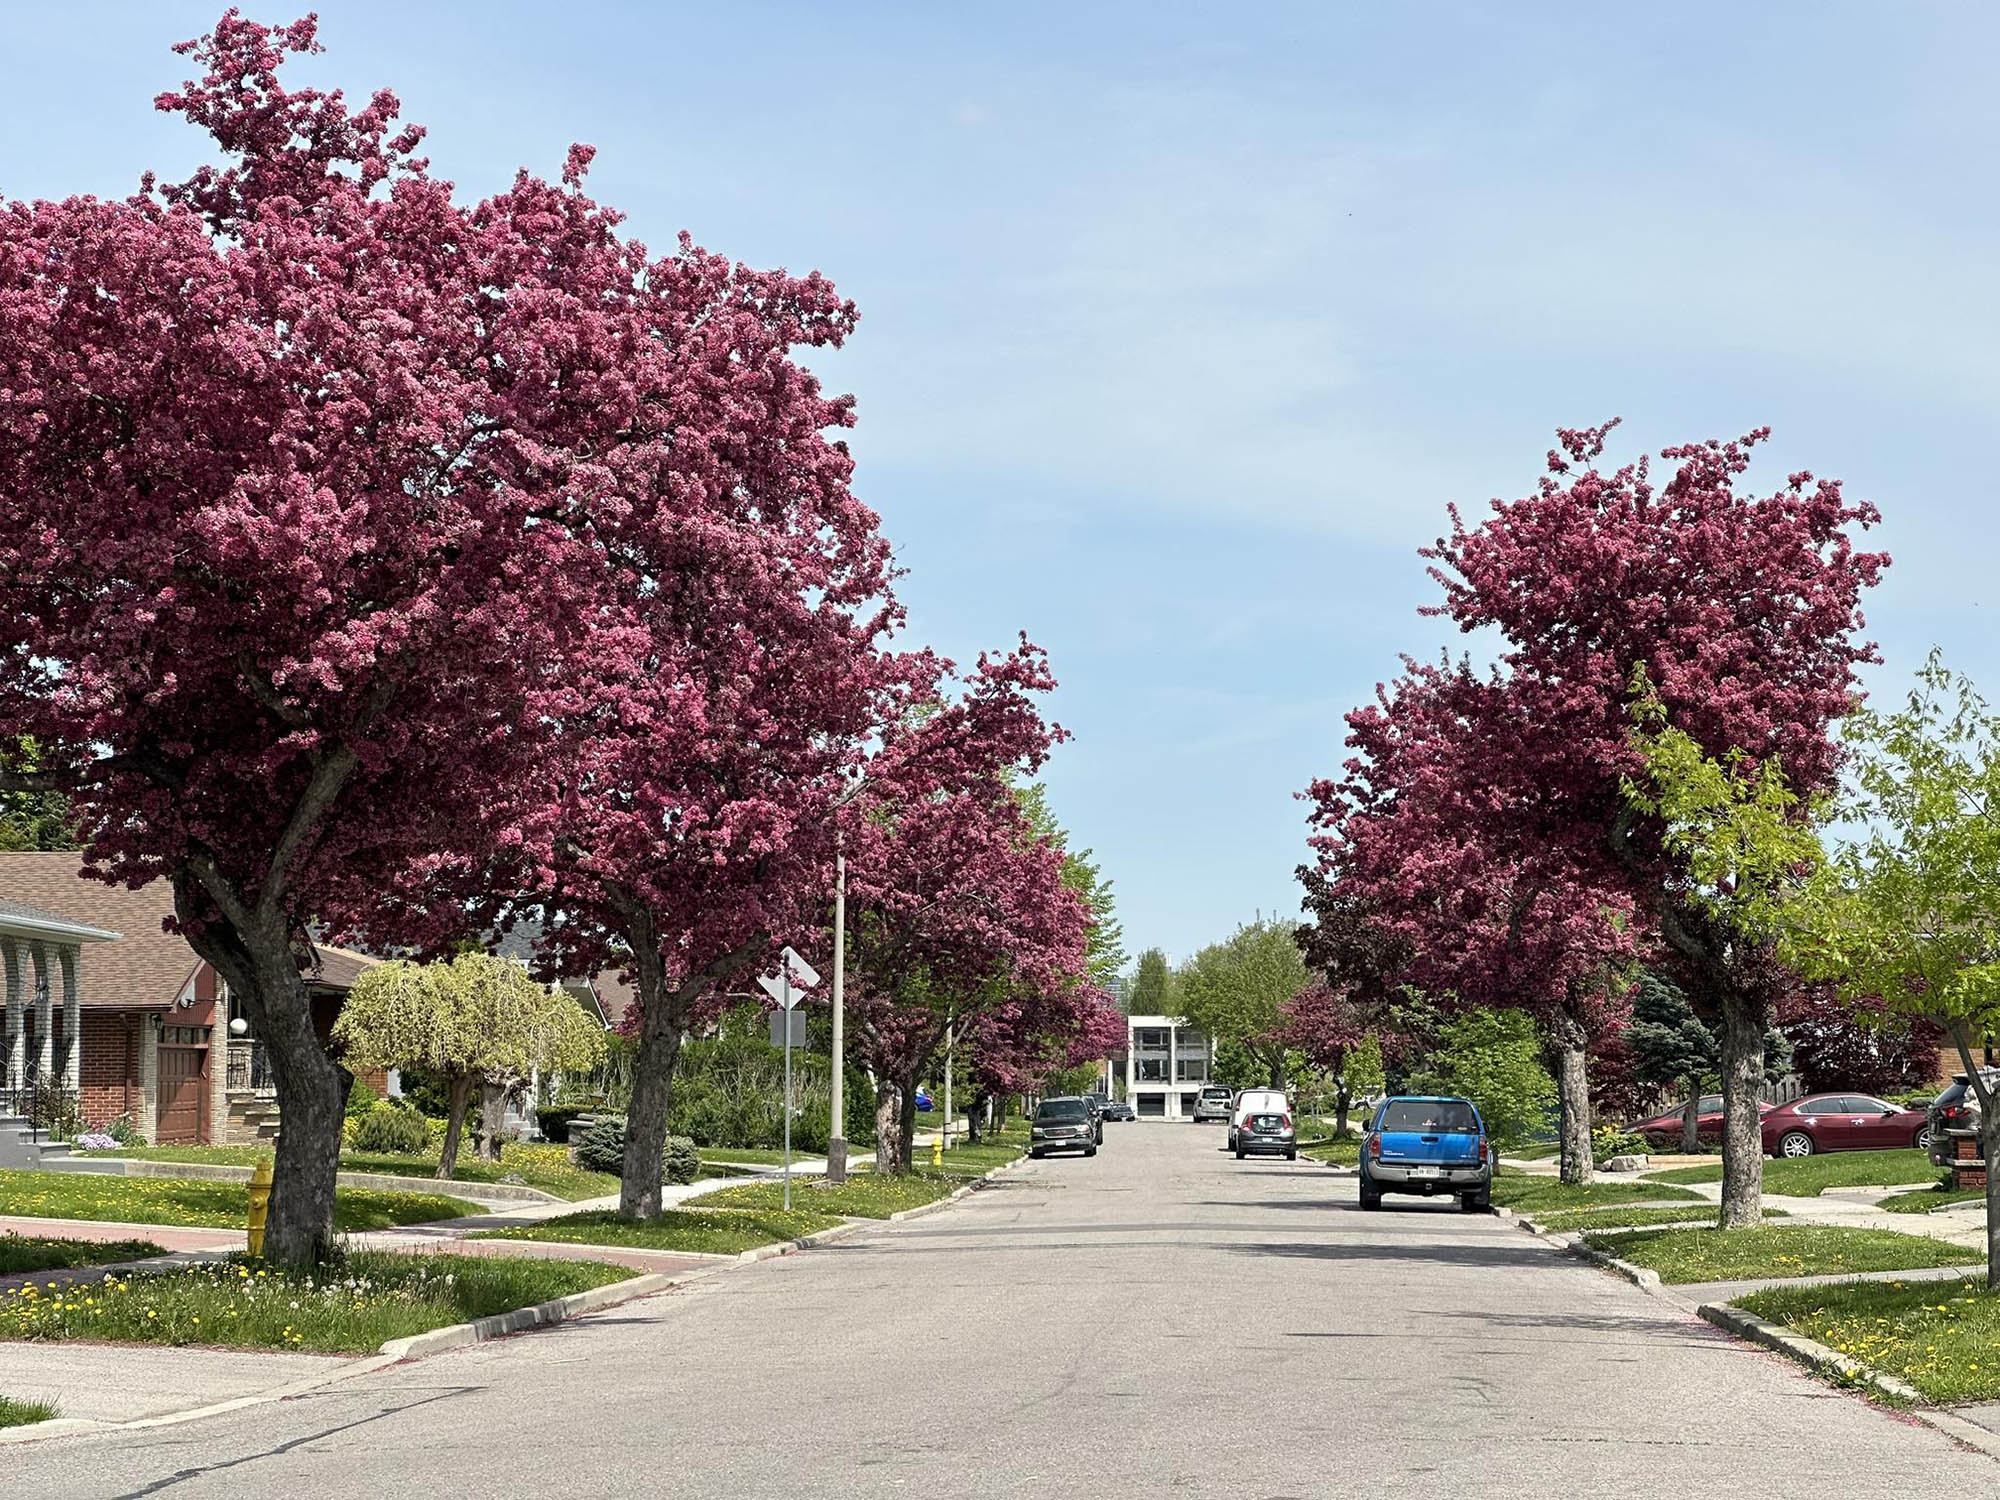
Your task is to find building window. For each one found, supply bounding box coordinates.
[1136,1057,1169,1083]
[1133,1027,1169,1052]
[1177,1057,1208,1083]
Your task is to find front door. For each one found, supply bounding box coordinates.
[157,1033,209,1144]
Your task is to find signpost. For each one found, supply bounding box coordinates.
[756,946,820,1210]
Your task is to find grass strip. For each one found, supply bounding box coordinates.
[1302,1137,1361,1166]
[1587,1224,1984,1284]
[477,1207,843,1256]
[1878,1183,1982,1215]
[1646,1149,1937,1196]
[0,1168,479,1231]
[0,1233,165,1275]
[1536,1205,1788,1235]
[0,1251,631,1353]
[1737,1276,2000,1403]
[1490,1170,1702,1215]
[698,1172,963,1219]
[0,1396,57,1428]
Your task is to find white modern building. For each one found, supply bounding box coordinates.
[1103,1014,1213,1119]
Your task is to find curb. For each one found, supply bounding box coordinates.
[379,1266,703,1359]
[51,1157,559,1206]
[1694,1301,1926,1404]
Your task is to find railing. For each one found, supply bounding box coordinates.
[0,1078,81,1141]
[226,1039,278,1096]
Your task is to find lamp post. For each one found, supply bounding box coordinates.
[828,846,848,1184]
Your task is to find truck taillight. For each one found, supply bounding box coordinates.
[1367,1134,1381,1159]
[1477,1134,1488,1160]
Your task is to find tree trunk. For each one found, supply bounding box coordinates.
[1717,988,1766,1230]
[619,979,685,1219]
[873,1076,908,1175]
[172,884,346,1269]
[437,1072,474,1179]
[1334,1079,1352,1139]
[1984,1095,2000,1293]
[965,1090,987,1145]
[1555,1038,1594,1186]
[1267,1051,1286,1090]
[478,1079,507,1161]
[1680,1084,1700,1156]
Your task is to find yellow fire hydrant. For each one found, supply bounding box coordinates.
[247,1156,273,1259]
[931,1136,943,1168]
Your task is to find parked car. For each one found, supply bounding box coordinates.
[1079,1093,1106,1143]
[1229,1088,1295,1160]
[1359,1095,1492,1212]
[1634,1094,1775,1150]
[1929,1073,1997,1167]
[915,1087,935,1113]
[1028,1096,1097,1158]
[1760,1093,1933,1158]
[1192,1085,1233,1124]
[1102,1098,1137,1122]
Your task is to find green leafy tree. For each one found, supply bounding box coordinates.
[1790,653,2000,1285]
[1127,949,1175,1016]
[334,954,607,1179]
[0,741,76,851]
[1624,674,1824,1228]
[1177,921,1309,1089]
[1405,1009,1556,1145]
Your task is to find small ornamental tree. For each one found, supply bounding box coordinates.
[0,17,677,1264]
[1177,921,1310,1090]
[1279,981,1367,1135]
[1790,654,2000,1284]
[1623,679,1825,1226]
[333,953,606,1178]
[1626,971,1717,1152]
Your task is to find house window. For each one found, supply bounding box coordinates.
[1136,1057,1169,1083]
[1133,1027,1169,1052]
[1177,1057,1208,1083]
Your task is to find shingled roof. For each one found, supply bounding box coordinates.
[0,854,377,1009]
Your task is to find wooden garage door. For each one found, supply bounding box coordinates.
[158,1033,208,1145]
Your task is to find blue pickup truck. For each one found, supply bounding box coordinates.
[1358,1095,1493,1213]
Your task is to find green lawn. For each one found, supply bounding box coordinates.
[76,1143,621,1202]
[0,1251,632,1353]
[0,1396,57,1428]
[1738,1277,2000,1403]
[1302,1135,1362,1166]
[1647,1150,1938,1197]
[1588,1224,1985,1284]
[1536,1205,1789,1235]
[0,1232,164,1275]
[1490,1169,1703,1215]
[1878,1183,1981,1215]
[477,1206,843,1257]
[698,1172,964,1219]
[0,1169,479,1231]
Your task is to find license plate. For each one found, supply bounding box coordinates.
[1408,1166,1441,1179]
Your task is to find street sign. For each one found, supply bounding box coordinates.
[756,946,821,1008]
[768,1010,807,1048]
[780,946,820,988]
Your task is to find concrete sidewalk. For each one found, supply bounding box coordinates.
[0,1342,357,1426]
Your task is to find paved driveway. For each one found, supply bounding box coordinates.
[2,1126,1993,1497]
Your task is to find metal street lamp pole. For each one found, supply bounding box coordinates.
[828,846,848,1184]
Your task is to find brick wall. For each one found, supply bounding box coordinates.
[77,1010,144,1131]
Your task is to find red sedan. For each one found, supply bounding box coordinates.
[1759,1094,1932,1159]
[1636,1095,1774,1150]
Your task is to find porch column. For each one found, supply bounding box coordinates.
[60,947,81,1095]
[136,1016,159,1145]
[207,1011,230,1146]
[29,942,53,1084]
[1,937,21,1093]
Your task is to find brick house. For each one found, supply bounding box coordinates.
[0,853,378,1144]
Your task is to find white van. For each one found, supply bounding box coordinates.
[1228,1088,1293,1156]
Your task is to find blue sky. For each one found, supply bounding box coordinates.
[5,4,1997,964]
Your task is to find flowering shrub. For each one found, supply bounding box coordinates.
[0,1252,631,1353]
[73,1134,120,1151]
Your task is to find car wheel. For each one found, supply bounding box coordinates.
[1029,1149,1043,1159]
[1914,1125,1934,1152]
[1359,1179,1381,1211]
[1461,1192,1490,1213]
[1778,1130,1815,1159]
[1085,1146,1097,1157]
[1235,1146,1246,1160]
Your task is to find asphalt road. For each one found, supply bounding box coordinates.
[4,1126,1997,1498]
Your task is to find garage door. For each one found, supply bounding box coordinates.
[157,1030,209,1144]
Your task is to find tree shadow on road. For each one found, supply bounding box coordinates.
[1218,1238,1563,1270]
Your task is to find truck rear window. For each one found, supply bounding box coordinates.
[1378,1101,1478,1134]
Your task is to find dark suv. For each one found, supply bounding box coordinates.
[1029,1097,1098,1158]
[1928,1074,1993,1168]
